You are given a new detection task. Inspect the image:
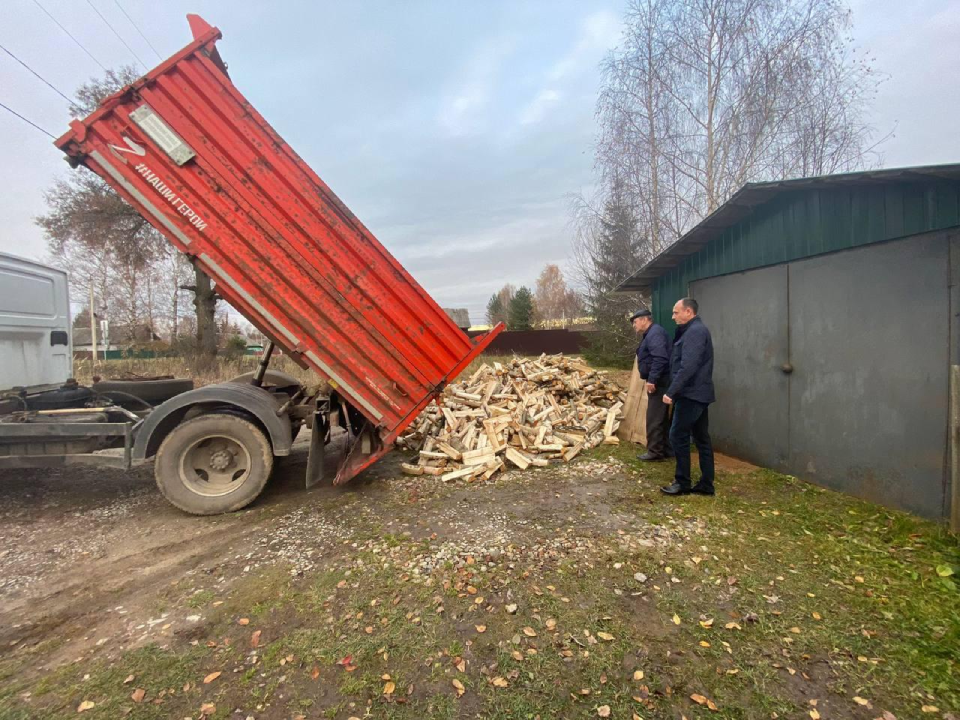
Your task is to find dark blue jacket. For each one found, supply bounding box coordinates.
[667,316,715,404]
[636,323,672,387]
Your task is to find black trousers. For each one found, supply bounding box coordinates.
[669,398,715,489]
[645,386,672,458]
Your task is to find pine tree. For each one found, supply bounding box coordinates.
[580,182,645,367]
[508,287,535,331]
[486,293,504,326]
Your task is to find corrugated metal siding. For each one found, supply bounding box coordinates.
[654,182,960,329]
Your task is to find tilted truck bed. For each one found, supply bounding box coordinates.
[55,14,502,483]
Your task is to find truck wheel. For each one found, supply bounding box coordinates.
[154,413,273,515]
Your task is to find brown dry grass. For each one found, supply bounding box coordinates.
[71,354,321,388]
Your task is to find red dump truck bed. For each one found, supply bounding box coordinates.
[55,15,501,482]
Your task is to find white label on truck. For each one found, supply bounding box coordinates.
[129,104,196,166]
[134,162,208,232]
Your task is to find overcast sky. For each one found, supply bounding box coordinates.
[1,0,959,325]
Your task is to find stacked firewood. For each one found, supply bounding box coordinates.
[396,354,625,482]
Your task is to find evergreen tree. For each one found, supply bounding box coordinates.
[508,286,535,331]
[579,182,645,367]
[486,293,504,327]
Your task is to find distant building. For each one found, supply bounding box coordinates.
[443,308,471,330]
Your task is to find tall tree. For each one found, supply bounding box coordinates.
[573,181,646,366]
[508,287,536,331]
[534,264,583,326]
[596,0,882,249]
[37,65,220,358]
[486,284,515,327]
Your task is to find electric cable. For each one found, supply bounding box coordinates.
[84,0,146,70]
[32,0,107,71]
[0,100,55,138]
[0,43,73,105]
[113,0,162,60]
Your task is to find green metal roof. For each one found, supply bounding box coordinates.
[617,163,960,293]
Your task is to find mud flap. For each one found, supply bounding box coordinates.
[305,400,330,490]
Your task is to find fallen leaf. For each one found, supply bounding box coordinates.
[921,706,939,713]
[854,696,871,707]
[491,677,509,688]
[455,659,466,673]
[311,666,320,680]
[936,565,954,577]
[122,674,135,685]
[511,650,523,661]
[597,632,615,641]
[505,604,518,614]
[790,627,801,634]
[77,700,95,713]
[200,702,216,716]
[673,614,682,625]
[699,641,711,647]
[633,670,644,680]
[475,625,487,633]
[523,627,537,637]
[812,612,822,620]
[131,688,145,703]
[383,681,395,695]
[724,622,741,630]
[809,709,820,719]
[691,694,708,705]
[250,630,262,648]
[452,679,465,697]
[546,618,557,630]
[708,699,719,711]
[700,619,714,629]
[238,618,250,626]
[203,672,221,684]
[597,706,611,718]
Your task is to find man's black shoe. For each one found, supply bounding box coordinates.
[638,452,667,461]
[690,483,715,496]
[660,482,691,495]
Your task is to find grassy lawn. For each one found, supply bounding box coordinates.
[0,443,957,719]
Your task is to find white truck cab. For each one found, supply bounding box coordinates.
[0,253,71,393]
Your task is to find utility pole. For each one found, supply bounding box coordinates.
[89,285,98,366]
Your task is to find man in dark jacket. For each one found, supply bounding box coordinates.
[662,298,715,496]
[630,309,673,461]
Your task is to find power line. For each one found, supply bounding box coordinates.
[32,0,107,71]
[0,100,55,138]
[0,43,73,105]
[114,0,162,60]
[84,0,146,70]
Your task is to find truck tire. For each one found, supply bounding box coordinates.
[93,378,194,406]
[154,413,273,515]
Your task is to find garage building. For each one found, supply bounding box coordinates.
[618,164,960,525]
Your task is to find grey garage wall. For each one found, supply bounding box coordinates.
[692,230,952,518]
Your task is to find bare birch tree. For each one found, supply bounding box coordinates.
[594,0,882,251]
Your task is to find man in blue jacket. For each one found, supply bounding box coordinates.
[630,309,673,461]
[662,298,715,496]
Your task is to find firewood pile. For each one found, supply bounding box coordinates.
[396,354,625,482]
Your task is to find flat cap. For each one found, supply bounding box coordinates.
[629,309,652,321]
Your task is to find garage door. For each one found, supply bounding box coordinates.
[691,232,950,518]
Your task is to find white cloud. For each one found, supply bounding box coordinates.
[516,10,621,127]
[518,89,561,126]
[437,34,517,136]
